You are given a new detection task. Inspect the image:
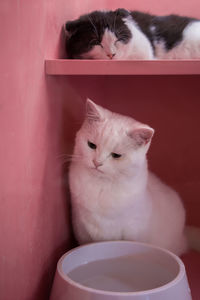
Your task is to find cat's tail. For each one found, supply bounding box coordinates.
[185,225,200,252]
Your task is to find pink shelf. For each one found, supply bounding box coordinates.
[45,59,200,75]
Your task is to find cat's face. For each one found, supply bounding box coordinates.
[65,9,132,59]
[74,100,154,179]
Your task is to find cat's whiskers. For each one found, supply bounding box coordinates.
[88,16,99,39]
[112,10,118,33]
[58,154,82,164]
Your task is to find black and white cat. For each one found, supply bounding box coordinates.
[65,9,200,59]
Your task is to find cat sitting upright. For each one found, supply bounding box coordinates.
[69,99,187,256]
[65,9,200,59]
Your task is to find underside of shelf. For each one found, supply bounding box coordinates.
[45,59,200,75]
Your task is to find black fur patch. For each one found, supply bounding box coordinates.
[65,9,132,58]
[130,11,196,50]
[153,14,196,50]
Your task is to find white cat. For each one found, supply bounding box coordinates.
[69,99,187,256]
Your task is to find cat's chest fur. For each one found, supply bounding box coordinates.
[70,163,149,213]
[69,162,152,242]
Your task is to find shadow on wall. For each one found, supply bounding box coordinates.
[27,75,79,300]
[58,25,67,59]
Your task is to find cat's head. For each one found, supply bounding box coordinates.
[74,99,154,178]
[65,9,132,59]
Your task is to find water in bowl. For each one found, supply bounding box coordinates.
[67,254,178,292]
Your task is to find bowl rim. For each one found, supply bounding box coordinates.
[57,241,186,296]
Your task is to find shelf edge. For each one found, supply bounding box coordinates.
[45,59,200,75]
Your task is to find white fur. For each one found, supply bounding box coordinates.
[69,100,187,255]
[123,17,154,59]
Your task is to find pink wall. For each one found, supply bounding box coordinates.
[1,0,200,299]
[0,1,74,299]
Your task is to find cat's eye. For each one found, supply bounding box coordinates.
[88,141,97,150]
[114,38,124,46]
[97,43,103,48]
[93,40,103,48]
[115,33,130,44]
[111,153,122,159]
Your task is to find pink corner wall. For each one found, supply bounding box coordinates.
[0,1,74,299]
[1,0,200,300]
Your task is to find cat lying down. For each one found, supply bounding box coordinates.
[69,99,187,256]
[65,9,200,60]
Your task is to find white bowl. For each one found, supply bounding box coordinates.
[50,241,192,300]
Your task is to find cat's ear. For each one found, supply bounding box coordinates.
[128,127,154,147]
[86,99,103,122]
[114,9,130,17]
[65,20,79,37]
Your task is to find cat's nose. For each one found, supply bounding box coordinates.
[93,159,103,168]
[107,53,116,59]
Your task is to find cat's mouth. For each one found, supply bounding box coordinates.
[92,167,104,174]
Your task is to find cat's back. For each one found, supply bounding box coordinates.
[147,171,185,218]
[130,11,200,58]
